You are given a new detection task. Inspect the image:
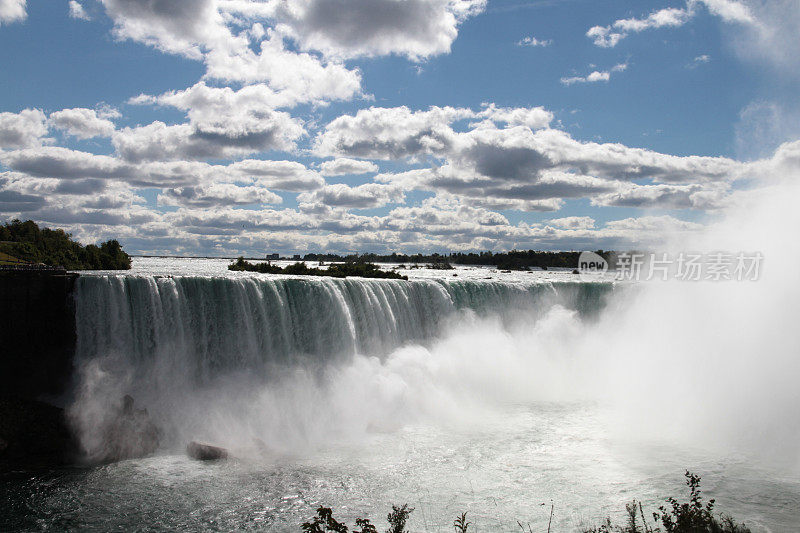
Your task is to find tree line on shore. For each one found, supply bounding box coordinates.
[0,219,131,270]
[300,250,619,270]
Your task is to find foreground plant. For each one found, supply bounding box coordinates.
[453,511,471,532]
[301,505,414,533]
[584,471,750,533]
[301,471,750,532]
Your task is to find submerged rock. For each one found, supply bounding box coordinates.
[186,441,228,461]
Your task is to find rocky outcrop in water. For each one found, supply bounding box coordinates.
[96,395,161,463]
[186,441,228,461]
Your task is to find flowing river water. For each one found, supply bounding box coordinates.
[2,258,798,531]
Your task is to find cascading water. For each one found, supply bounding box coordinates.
[74,276,611,370]
[69,274,613,459]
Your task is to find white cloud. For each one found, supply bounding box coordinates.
[476,104,553,129]
[561,63,627,85]
[101,0,364,105]
[0,100,733,248]
[97,0,484,108]
[112,109,304,163]
[547,216,596,230]
[2,135,791,255]
[587,0,754,48]
[517,36,552,47]
[319,158,379,176]
[315,105,470,160]
[0,173,144,212]
[384,196,511,236]
[132,81,295,113]
[378,166,616,213]
[298,182,403,209]
[464,196,564,213]
[0,109,49,149]
[317,106,745,214]
[69,1,90,20]
[587,6,691,47]
[158,183,282,208]
[592,183,729,210]
[698,0,755,24]
[746,139,800,179]
[0,0,25,25]
[724,0,800,76]
[604,214,703,233]
[99,0,230,59]
[0,165,724,252]
[0,145,326,192]
[0,147,129,181]
[315,105,554,161]
[227,159,324,191]
[250,0,486,61]
[49,108,116,139]
[203,30,364,103]
[319,106,740,186]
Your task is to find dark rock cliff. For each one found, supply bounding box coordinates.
[0,269,79,470]
[0,268,78,401]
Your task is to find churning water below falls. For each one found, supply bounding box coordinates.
[3,257,799,532]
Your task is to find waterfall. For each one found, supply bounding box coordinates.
[74,275,612,377]
[69,274,613,456]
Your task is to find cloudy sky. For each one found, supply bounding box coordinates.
[1,0,798,255]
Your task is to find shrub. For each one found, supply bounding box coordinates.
[300,505,413,533]
[386,505,414,533]
[453,511,471,532]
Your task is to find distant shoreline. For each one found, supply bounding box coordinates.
[133,249,620,271]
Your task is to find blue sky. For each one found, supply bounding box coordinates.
[0,0,797,255]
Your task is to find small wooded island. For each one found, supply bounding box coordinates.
[228,257,408,280]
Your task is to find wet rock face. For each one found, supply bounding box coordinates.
[186,441,228,461]
[97,395,161,463]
